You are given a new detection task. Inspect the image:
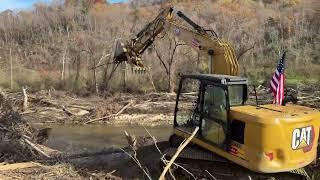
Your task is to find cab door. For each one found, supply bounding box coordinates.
[201,83,230,149]
[174,77,202,134]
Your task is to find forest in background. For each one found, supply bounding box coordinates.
[0,0,319,95]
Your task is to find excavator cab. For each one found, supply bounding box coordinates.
[173,74,247,150]
[172,74,320,173]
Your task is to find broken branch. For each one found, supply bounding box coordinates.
[22,87,28,111]
[159,127,199,180]
[23,138,51,158]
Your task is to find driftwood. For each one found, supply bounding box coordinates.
[159,127,199,180]
[22,87,28,111]
[62,106,76,116]
[67,105,93,111]
[29,96,92,117]
[85,100,134,124]
[29,96,61,108]
[20,110,37,115]
[23,138,51,158]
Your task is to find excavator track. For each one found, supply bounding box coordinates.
[162,147,313,180]
[164,147,228,163]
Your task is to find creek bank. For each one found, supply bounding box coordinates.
[7,90,177,126]
[6,84,320,127]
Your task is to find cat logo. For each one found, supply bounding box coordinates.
[291,126,314,152]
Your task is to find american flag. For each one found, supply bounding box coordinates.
[270,52,286,105]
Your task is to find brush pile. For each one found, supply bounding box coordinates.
[0,89,41,162]
[247,84,320,108]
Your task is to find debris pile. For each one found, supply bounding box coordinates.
[248,85,320,108]
[0,89,45,162]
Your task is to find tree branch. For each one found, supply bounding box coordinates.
[237,44,255,60]
[153,44,169,75]
[159,127,199,179]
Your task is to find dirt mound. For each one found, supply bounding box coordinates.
[0,89,44,162]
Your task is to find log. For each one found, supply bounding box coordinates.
[20,110,37,115]
[62,106,76,116]
[67,105,93,111]
[23,138,51,158]
[85,100,134,124]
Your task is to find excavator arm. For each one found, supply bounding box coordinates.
[113,7,239,76]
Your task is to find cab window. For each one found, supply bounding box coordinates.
[201,85,228,147]
[203,85,227,122]
[228,85,245,106]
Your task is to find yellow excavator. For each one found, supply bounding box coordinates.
[112,6,320,178]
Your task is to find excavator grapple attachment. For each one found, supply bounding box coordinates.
[112,39,127,63]
[112,39,144,67]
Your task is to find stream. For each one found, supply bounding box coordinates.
[39,124,172,153]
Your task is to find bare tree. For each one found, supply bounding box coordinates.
[153,36,184,92]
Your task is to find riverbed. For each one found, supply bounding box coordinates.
[40,125,172,152]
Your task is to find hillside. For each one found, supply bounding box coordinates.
[0,0,319,94]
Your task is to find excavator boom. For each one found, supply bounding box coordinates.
[112,7,239,75]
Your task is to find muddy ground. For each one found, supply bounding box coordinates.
[0,139,170,180]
